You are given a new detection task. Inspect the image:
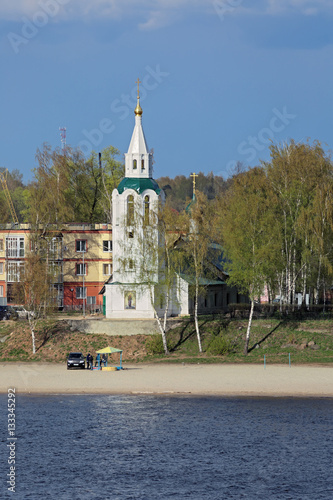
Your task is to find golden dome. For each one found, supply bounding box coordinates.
[134,98,143,116]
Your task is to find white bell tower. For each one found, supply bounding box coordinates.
[105,80,165,319]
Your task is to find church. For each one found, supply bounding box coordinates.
[104,82,166,319]
[104,83,248,319]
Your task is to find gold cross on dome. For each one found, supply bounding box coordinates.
[136,78,141,99]
[190,172,198,196]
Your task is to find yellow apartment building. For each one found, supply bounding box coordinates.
[0,223,112,311]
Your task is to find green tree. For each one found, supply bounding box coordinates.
[263,140,333,308]
[99,146,125,223]
[157,172,227,212]
[219,167,277,354]
[0,168,28,223]
[13,249,58,354]
[25,143,124,225]
[179,192,213,353]
[158,203,185,337]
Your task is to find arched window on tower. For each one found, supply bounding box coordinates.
[141,159,145,170]
[127,195,134,226]
[133,159,137,170]
[144,195,150,225]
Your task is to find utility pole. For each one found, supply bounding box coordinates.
[82,249,85,318]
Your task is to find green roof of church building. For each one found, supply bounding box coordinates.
[117,177,161,195]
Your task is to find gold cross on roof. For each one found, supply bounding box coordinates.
[136,78,141,99]
[190,172,198,197]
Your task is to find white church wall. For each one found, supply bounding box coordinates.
[170,276,189,316]
[106,283,155,319]
[112,188,161,285]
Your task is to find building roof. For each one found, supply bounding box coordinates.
[185,194,196,214]
[127,109,149,156]
[116,177,161,195]
[179,273,226,286]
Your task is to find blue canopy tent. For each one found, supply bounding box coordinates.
[96,346,123,370]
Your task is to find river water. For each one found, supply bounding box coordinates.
[1,394,332,499]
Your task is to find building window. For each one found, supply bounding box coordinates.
[76,287,86,299]
[0,240,3,251]
[0,285,3,297]
[215,293,218,307]
[76,240,87,252]
[87,296,96,305]
[0,263,3,274]
[49,238,61,259]
[7,262,23,282]
[141,159,145,170]
[129,259,134,270]
[103,263,112,275]
[76,263,87,276]
[144,195,150,225]
[127,195,134,225]
[128,231,134,238]
[6,237,24,258]
[103,240,112,252]
[133,159,137,169]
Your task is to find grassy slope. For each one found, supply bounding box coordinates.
[0,315,332,365]
[158,316,333,364]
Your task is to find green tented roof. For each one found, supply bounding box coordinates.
[117,177,161,194]
[179,273,226,286]
[185,194,196,213]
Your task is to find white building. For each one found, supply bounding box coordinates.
[105,89,166,319]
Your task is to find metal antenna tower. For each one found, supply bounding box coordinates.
[59,127,67,150]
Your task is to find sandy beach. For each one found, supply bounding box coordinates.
[0,362,332,397]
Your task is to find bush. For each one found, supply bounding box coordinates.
[207,335,232,355]
[146,334,171,355]
[257,304,276,316]
[228,303,251,319]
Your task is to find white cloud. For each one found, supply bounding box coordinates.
[1,0,332,26]
[265,0,333,16]
[0,0,202,22]
[138,10,175,31]
[220,0,333,18]
[0,0,123,22]
[0,0,210,32]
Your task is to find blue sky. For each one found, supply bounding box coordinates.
[1,0,333,182]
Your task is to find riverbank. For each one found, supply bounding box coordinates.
[1,363,332,397]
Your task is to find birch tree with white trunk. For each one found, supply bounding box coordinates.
[218,167,277,354]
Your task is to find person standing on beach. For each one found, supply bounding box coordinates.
[86,353,91,370]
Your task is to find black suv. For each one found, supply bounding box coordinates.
[0,306,18,321]
[67,352,85,370]
[0,306,8,320]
